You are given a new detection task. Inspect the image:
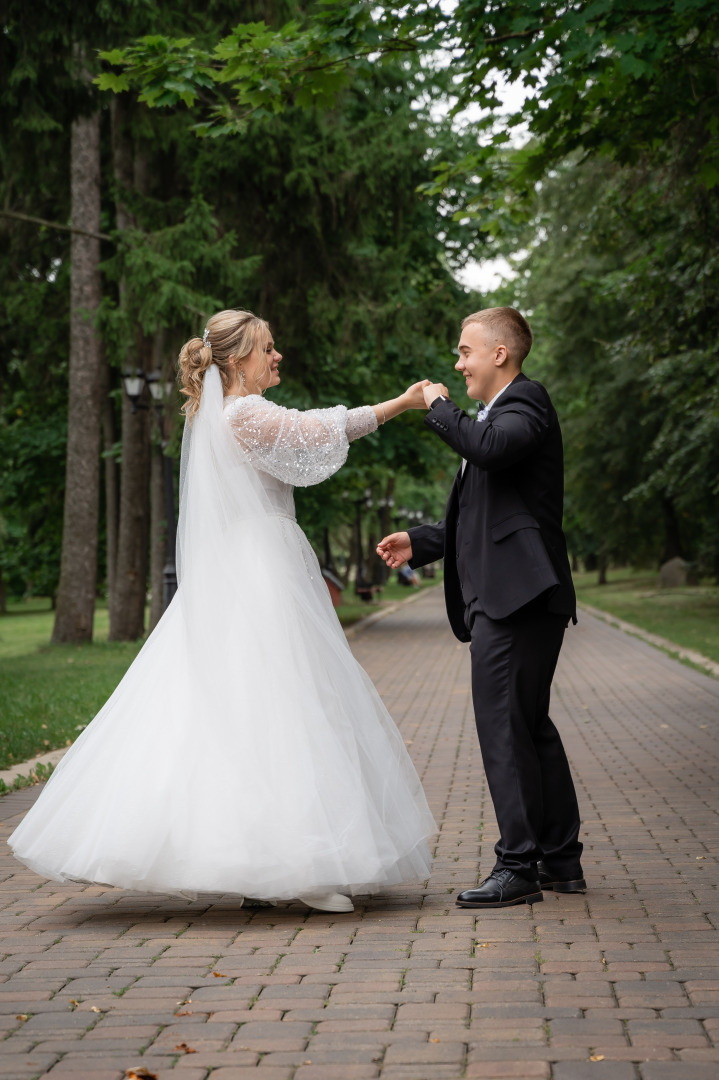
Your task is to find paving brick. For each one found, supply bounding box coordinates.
[379,1070,464,1080]
[465,1065,550,1079]
[553,1065,636,1079]
[0,1055,61,1078]
[383,1040,467,1064]
[640,1066,719,1079]
[205,1071,293,1080]
[293,1067,379,1079]
[3,593,719,1079]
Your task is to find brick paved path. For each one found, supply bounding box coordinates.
[2,587,719,1080]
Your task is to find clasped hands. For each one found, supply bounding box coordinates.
[402,380,450,410]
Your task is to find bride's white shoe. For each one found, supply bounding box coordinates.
[298,891,354,913]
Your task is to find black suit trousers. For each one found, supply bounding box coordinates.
[468,601,583,879]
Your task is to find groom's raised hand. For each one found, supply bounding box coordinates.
[377,532,412,569]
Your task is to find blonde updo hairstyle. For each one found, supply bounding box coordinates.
[178,308,271,417]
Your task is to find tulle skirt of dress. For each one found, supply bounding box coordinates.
[8,514,436,898]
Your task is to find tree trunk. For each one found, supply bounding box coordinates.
[101,356,119,606]
[375,476,395,585]
[0,566,6,615]
[661,496,685,563]
[597,552,608,585]
[108,98,152,641]
[322,527,336,574]
[354,503,366,587]
[52,110,103,644]
[148,441,165,632]
[110,382,151,640]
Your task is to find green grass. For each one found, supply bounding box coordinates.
[574,568,719,665]
[0,640,144,772]
[0,598,114,660]
[0,577,440,772]
[0,598,144,771]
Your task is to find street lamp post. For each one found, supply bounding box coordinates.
[122,369,178,613]
[147,373,177,612]
[375,495,394,585]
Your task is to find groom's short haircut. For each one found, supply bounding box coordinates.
[462,307,533,365]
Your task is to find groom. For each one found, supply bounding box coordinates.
[378,307,585,908]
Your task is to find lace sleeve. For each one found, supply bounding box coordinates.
[346,406,378,443]
[225,395,351,487]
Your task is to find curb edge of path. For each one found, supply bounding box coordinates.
[579,600,719,680]
[0,746,67,790]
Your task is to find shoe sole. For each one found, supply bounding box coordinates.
[456,891,544,908]
[298,897,354,913]
[541,879,587,894]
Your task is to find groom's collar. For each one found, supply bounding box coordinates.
[484,369,524,411]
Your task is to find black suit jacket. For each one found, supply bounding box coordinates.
[408,372,576,642]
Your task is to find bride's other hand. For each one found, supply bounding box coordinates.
[401,380,432,409]
[377,532,412,569]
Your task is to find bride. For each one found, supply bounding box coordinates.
[9,308,436,913]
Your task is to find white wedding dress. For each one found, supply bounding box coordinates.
[9,366,435,899]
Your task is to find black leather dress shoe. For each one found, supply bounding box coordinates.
[456,868,543,908]
[537,860,587,893]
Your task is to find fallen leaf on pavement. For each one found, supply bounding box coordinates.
[212,971,229,977]
[590,1055,605,1062]
[126,1070,158,1080]
[430,1037,441,1042]
[175,1010,192,1016]
[16,1014,29,1022]
[175,1042,197,1053]
[68,999,81,1009]
[89,1006,102,1013]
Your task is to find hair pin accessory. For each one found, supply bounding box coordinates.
[202,328,210,347]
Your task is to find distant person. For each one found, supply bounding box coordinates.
[378,308,585,908]
[10,308,436,913]
[397,564,419,587]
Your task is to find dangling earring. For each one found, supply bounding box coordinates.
[240,367,246,388]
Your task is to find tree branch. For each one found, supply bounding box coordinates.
[0,209,112,242]
[483,28,543,44]
[296,38,418,76]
